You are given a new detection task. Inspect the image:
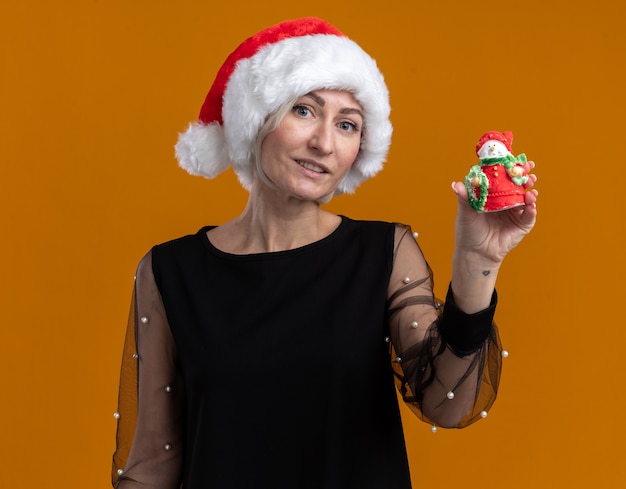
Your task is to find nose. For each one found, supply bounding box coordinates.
[309,121,334,155]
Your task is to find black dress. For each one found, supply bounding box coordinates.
[112,217,502,488]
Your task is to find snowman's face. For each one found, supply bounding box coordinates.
[477,140,510,159]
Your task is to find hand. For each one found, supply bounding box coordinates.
[451,161,538,264]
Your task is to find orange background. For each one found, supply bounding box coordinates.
[1,1,624,487]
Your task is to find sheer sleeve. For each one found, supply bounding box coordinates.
[112,251,185,488]
[387,224,503,429]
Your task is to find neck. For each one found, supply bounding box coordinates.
[213,181,340,254]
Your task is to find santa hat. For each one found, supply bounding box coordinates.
[174,17,392,194]
[475,131,514,155]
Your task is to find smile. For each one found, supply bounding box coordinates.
[296,160,326,173]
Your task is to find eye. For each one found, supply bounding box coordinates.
[338,120,360,133]
[293,105,313,117]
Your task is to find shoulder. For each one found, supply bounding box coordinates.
[343,218,424,263]
[150,227,211,257]
[341,216,397,234]
[338,217,402,264]
[342,216,414,241]
[143,227,213,275]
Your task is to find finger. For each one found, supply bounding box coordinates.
[525,188,538,206]
[524,172,538,189]
[521,190,538,222]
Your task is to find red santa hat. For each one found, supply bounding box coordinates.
[174,17,392,194]
[475,131,514,155]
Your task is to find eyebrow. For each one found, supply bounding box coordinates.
[304,92,364,119]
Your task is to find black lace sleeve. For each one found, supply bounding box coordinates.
[111,251,185,488]
[387,224,504,429]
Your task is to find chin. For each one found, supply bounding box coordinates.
[282,182,337,203]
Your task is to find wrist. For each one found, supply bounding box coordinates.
[451,251,500,314]
[439,284,497,356]
[453,248,503,271]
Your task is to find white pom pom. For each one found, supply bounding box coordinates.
[175,122,231,179]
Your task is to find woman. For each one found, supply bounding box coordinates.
[112,17,537,489]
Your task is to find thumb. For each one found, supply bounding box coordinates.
[451,181,468,199]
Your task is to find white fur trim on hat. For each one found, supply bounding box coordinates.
[175,28,392,194]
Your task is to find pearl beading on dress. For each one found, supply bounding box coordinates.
[404,231,507,432]
[113,310,182,480]
[116,228,509,451]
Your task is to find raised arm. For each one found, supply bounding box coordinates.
[112,252,184,488]
[387,225,501,428]
[388,161,537,429]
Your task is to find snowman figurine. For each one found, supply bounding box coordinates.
[464,131,529,212]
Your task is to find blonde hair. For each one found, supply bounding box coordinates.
[252,99,296,191]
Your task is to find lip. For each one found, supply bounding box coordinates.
[294,158,329,175]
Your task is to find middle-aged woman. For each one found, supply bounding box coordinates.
[112,17,538,489]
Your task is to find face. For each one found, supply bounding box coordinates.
[258,89,363,202]
[478,140,510,159]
